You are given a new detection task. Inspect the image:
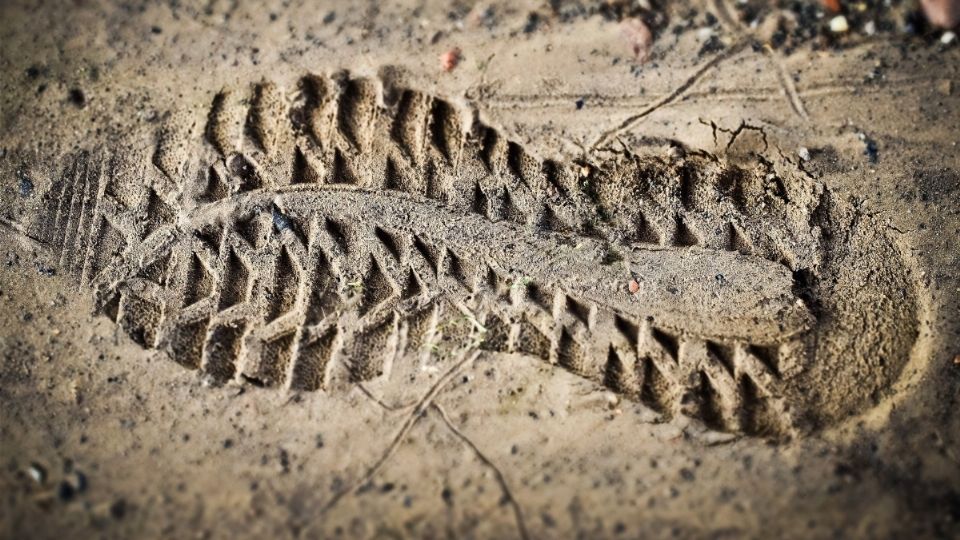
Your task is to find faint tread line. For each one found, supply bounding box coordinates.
[0,216,49,250]
[765,44,809,120]
[591,39,750,150]
[480,75,939,111]
[712,0,807,120]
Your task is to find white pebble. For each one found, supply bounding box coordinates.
[942,32,957,45]
[798,147,811,161]
[864,21,876,36]
[28,464,45,483]
[829,16,849,33]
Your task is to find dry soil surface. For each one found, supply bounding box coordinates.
[1,1,959,539]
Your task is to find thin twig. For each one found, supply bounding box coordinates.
[712,0,808,120]
[321,350,481,513]
[432,402,530,540]
[764,44,809,120]
[357,383,417,412]
[591,39,750,151]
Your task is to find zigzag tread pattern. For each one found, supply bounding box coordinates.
[30,70,919,438]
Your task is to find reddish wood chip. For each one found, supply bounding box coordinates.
[439,47,462,72]
[620,18,653,62]
[922,0,960,28]
[628,279,640,294]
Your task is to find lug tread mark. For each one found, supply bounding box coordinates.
[25,70,919,438]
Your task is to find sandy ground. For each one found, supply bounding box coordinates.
[1,1,960,539]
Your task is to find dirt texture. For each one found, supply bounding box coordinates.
[1,1,959,539]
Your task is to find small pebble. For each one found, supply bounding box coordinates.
[72,471,88,492]
[937,80,953,96]
[863,21,876,36]
[28,463,46,484]
[17,169,33,197]
[605,392,621,408]
[941,31,956,45]
[798,147,811,161]
[628,279,640,294]
[271,207,291,232]
[829,16,849,33]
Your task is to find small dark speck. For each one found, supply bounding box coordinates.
[864,139,879,163]
[680,468,695,481]
[323,11,336,24]
[110,499,127,519]
[68,88,86,108]
[57,481,76,501]
[223,439,234,449]
[150,26,162,34]
[523,12,541,33]
[25,65,40,79]
[542,512,557,527]
[698,35,726,56]
[575,97,585,110]
[441,487,453,505]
